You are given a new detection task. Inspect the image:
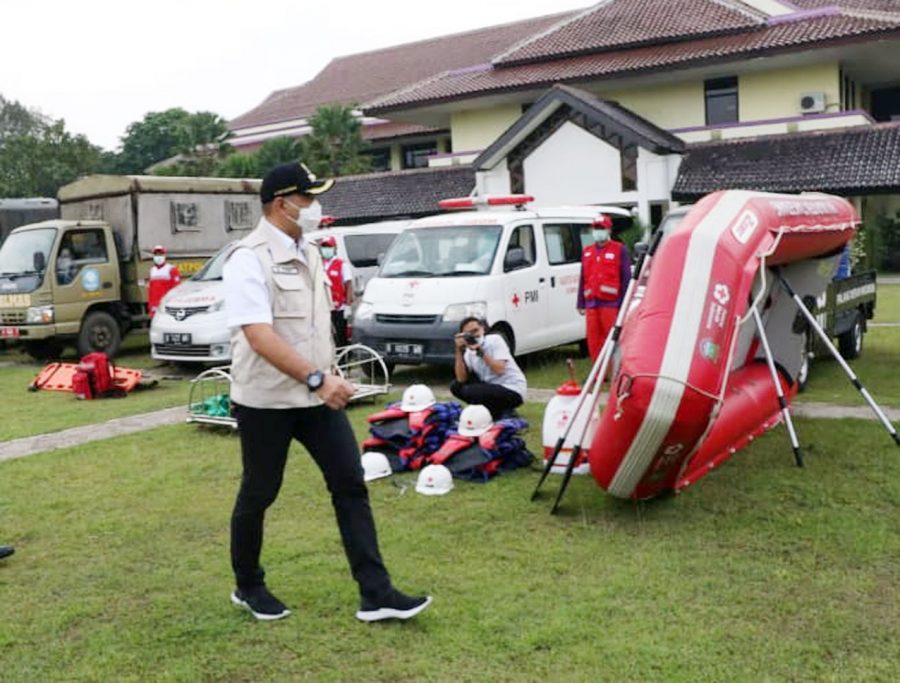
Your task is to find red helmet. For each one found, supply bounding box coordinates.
[319,236,337,248]
[152,245,167,254]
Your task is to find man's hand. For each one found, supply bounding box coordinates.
[577,308,585,316]
[454,333,467,351]
[317,373,356,410]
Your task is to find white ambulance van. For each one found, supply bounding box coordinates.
[351,195,634,367]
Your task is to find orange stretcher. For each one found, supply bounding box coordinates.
[29,362,143,393]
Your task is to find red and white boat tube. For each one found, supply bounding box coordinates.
[588,190,858,499]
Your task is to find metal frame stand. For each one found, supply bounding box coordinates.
[778,269,899,446]
[750,305,804,466]
[532,230,664,513]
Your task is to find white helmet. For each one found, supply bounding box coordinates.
[400,384,435,412]
[415,464,454,496]
[361,451,392,482]
[457,404,493,437]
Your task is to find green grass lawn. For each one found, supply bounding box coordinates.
[1,404,897,682]
[0,333,194,441]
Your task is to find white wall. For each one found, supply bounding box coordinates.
[514,121,674,224]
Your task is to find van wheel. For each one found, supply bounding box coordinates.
[78,311,122,358]
[837,310,863,360]
[490,323,515,355]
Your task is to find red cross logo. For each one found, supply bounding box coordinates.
[511,293,521,307]
[408,280,421,289]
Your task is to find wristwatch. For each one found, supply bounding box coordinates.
[306,370,325,392]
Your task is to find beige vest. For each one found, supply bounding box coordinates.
[230,223,335,409]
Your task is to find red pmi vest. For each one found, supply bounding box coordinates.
[324,258,348,309]
[148,262,181,315]
[583,240,624,303]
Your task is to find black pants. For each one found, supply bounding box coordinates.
[450,380,524,420]
[230,403,392,600]
[331,310,349,348]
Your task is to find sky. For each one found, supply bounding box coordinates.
[0,0,593,152]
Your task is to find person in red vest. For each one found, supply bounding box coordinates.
[319,236,353,347]
[147,245,182,318]
[577,214,632,361]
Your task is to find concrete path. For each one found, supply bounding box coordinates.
[2,390,898,464]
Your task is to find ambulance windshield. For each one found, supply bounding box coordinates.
[380,225,502,278]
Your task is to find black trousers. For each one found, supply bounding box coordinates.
[450,380,524,420]
[331,310,349,348]
[230,403,392,600]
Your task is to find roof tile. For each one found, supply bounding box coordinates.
[494,0,764,67]
[229,11,578,131]
[672,123,900,199]
[319,166,475,223]
[365,13,900,114]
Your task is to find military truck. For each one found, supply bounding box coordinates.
[0,175,261,359]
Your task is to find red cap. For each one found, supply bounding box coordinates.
[152,245,167,254]
[319,236,337,247]
[592,214,613,229]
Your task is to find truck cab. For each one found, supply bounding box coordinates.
[0,220,122,358]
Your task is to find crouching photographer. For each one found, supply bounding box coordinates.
[450,316,527,420]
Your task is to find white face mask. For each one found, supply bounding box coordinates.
[286,199,322,232]
[320,247,335,260]
[153,254,166,266]
[592,229,610,243]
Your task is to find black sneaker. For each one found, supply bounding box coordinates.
[356,589,432,622]
[230,585,291,621]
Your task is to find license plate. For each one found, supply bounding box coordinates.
[164,333,192,345]
[0,326,19,338]
[386,342,423,358]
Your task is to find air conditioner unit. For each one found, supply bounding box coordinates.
[799,92,827,114]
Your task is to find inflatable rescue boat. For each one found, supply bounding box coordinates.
[588,190,859,500]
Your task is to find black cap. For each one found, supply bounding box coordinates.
[260,161,335,203]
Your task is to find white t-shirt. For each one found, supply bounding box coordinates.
[463,333,527,399]
[224,219,310,329]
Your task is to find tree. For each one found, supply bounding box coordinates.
[298,104,371,177]
[0,95,102,197]
[115,108,194,173]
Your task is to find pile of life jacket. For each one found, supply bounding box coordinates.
[430,417,533,482]
[72,352,126,400]
[362,401,462,471]
[362,405,532,481]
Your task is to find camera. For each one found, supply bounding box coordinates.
[462,332,479,346]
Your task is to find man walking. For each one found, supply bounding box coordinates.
[223,161,431,622]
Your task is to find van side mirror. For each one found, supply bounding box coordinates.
[33,251,46,272]
[504,246,527,271]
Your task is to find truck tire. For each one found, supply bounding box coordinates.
[23,339,65,362]
[837,310,863,360]
[78,311,122,358]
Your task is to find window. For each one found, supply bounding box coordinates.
[402,142,437,169]
[705,76,739,125]
[344,233,399,268]
[872,86,900,122]
[364,147,392,172]
[544,224,587,265]
[504,225,536,272]
[170,201,201,232]
[621,144,638,192]
[56,229,108,285]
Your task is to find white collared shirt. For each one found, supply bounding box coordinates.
[224,218,309,329]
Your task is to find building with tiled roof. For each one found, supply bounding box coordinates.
[227,10,578,171]
[357,0,899,267]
